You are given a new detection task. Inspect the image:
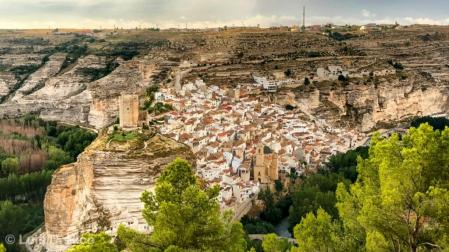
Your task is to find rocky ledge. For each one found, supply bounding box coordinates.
[27,129,195,252]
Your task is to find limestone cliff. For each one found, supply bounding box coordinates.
[0,56,156,130]
[292,78,449,132]
[28,130,195,252]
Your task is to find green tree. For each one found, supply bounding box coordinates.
[258,189,282,224]
[288,173,343,231]
[1,158,19,177]
[43,146,72,170]
[293,208,338,252]
[262,233,290,252]
[118,158,247,252]
[336,124,449,251]
[326,146,368,182]
[241,217,275,234]
[116,224,154,252]
[66,232,118,252]
[288,147,367,231]
[0,201,25,251]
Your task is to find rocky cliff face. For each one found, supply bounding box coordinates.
[28,130,195,252]
[0,57,155,129]
[292,76,449,132]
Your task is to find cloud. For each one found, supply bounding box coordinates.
[0,0,448,29]
[403,17,449,25]
[361,9,376,18]
[2,14,449,29]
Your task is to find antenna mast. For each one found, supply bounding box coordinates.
[301,5,306,32]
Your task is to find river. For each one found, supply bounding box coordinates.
[274,217,292,238]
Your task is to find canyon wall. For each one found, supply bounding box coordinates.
[0,56,155,130]
[293,79,449,132]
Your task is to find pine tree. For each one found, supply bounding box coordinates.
[336,124,449,251]
[118,158,247,251]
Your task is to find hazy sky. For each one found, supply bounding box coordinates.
[1,0,448,29]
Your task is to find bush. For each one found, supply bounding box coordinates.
[148,102,173,115]
[338,74,348,82]
[304,77,310,85]
[306,51,322,58]
[388,59,404,70]
[329,32,357,41]
[44,146,72,170]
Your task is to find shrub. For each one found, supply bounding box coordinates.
[284,69,293,77]
[338,74,348,82]
[388,59,404,70]
[304,77,310,85]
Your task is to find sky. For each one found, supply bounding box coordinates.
[0,0,449,29]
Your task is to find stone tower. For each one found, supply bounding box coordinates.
[254,143,278,184]
[119,94,139,129]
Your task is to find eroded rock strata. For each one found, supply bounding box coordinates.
[28,130,195,252]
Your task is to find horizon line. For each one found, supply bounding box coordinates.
[1,23,448,31]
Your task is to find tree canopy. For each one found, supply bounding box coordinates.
[293,208,339,252]
[66,232,118,252]
[293,124,449,252]
[0,157,19,177]
[288,146,367,231]
[118,158,247,252]
[262,233,290,252]
[0,200,25,251]
[337,123,449,251]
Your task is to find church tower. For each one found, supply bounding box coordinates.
[253,143,279,185]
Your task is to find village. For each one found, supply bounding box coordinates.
[118,73,368,215]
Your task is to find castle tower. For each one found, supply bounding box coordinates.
[119,94,139,129]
